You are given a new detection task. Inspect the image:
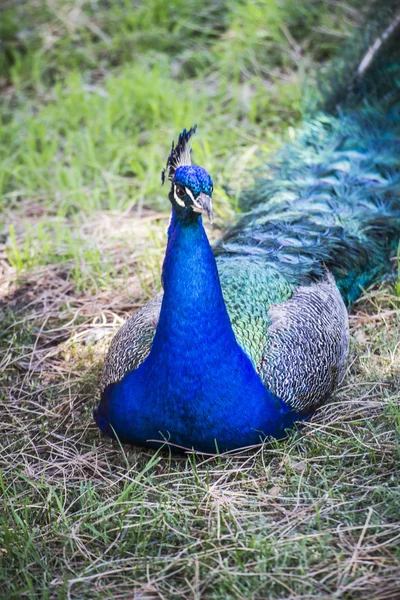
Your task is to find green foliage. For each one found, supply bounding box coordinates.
[0,0,361,289]
[0,0,361,218]
[0,0,359,92]
[6,220,115,293]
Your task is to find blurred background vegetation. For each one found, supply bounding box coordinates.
[0,0,365,291]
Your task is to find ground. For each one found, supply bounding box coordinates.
[1,1,400,599]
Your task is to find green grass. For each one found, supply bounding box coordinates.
[0,0,362,220]
[1,0,363,285]
[1,1,400,598]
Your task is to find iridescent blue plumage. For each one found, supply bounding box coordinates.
[173,166,213,198]
[95,6,400,452]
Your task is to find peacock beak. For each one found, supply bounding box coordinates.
[192,192,213,222]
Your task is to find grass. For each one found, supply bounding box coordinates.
[1,277,399,599]
[1,0,400,598]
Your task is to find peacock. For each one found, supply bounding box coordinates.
[94,4,400,453]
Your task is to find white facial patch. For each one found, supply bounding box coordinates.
[184,187,194,202]
[173,185,195,207]
[173,186,185,207]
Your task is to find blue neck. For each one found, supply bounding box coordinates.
[152,210,237,357]
[99,209,300,452]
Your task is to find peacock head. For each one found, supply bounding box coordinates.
[162,125,213,222]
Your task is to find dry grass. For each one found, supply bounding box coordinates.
[1,212,399,599]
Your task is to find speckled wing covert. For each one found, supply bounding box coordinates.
[101,294,162,392]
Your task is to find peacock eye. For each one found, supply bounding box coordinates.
[176,185,186,198]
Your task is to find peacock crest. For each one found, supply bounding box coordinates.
[161,125,197,184]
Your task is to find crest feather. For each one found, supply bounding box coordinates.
[162,125,197,184]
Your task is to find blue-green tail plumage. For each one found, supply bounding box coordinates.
[217,0,400,306]
[216,106,400,306]
[95,5,400,452]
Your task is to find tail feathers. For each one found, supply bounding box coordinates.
[217,104,400,305]
[220,6,400,305]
